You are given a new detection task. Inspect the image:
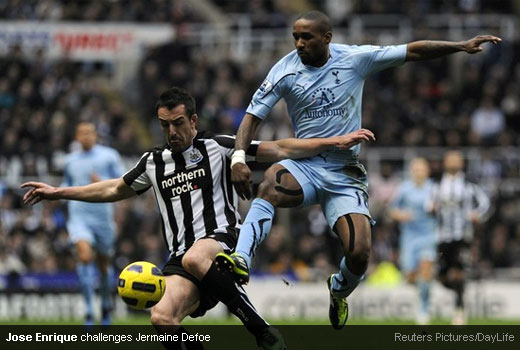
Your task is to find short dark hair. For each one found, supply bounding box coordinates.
[155,87,196,117]
[295,10,332,34]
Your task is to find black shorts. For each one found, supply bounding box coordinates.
[161,230,237,318]
[437,240,470,276]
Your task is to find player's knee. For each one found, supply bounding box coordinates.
[257,176,280,205]
[181,251,207,278]
[348,244,370,275]
[418,262,433,281]
[76,241,93,263]
[77,250,92,264]
[406,273,416,284]
[150,306,179,325]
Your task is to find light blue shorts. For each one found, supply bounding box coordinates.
[278,156,371,229]
[399,234,436,274]
[67,218,115,257]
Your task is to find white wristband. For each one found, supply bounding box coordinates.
[231,150,246,168]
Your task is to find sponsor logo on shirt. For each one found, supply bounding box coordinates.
[304,87,346,120]
[161,168,206,196]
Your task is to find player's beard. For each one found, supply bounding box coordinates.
[298,51,311,65]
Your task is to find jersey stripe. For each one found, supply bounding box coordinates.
[172,151,196,250]
[153,151,179,253]
[195,139,218,234]
[220,155,237,228]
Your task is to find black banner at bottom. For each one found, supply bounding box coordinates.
[0,325,519,350]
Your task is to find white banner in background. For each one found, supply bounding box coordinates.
[242,279,520,320]
[1,280,519,321]
[0,21,174,61]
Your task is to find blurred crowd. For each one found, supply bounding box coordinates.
[0,0,202,23]
[1,1,520,287]
[2,1,517,25]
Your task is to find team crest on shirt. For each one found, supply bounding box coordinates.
[189,148,203,163]
[332,70,340,84]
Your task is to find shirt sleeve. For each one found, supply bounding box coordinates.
[350,44,407,78]
[213,135,261,161]
[122,152,152,195]
[470,183,491,218]
[246,63,290,120]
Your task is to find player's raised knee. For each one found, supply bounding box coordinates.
[181,250,208,278]
[258,164,302,207]
[150,306,179,325]
[349,244,371,275]
[257,176,280,205]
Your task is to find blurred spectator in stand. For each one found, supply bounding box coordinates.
[486,224,513,268]
[470,97,505,145]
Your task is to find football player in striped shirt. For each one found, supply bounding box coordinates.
[430,150,490,324]
[22,87,374,349]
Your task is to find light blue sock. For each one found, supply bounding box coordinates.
[417,279,431,315]
[99,266,114,311]
[331,257,364,298]
[77,263,96,318]
[235,198,275,268]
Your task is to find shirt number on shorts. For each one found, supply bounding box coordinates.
[356,191,369,208]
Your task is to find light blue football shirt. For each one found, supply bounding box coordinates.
[391,179,436,238]
[63,144,124,223]
[247,43,407,162]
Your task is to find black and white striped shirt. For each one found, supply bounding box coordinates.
[431,172,490,243]
[123,133,259,256]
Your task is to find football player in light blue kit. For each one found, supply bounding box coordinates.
[389,158,436,324]
[63,122,125,325]
[217,10,501,328]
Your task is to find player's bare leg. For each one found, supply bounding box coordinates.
[150,275,202,349]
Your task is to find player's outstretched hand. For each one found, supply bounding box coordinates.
[333,128,376,150]
[463,35,502,54]
[231,163,253,200]
[20,182,59,206]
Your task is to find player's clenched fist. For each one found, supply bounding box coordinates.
[231,163,253,200]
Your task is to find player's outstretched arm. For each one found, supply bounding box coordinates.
[256,128,376,162]
[232,113,263,200]
[21,178,135,206]
[405,35,501,62]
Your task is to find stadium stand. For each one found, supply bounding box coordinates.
[1,1,520,295]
